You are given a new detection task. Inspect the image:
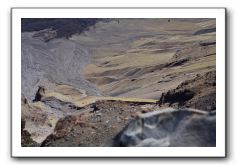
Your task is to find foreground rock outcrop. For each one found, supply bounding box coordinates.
[41,100,158,147]
[21,94,63,144]
[113,108,216,147]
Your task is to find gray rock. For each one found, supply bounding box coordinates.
[113,108,216,147]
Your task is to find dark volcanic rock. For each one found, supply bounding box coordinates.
[159,89,195,106]
[33,86,45,102]
[113,108,216,147]
[159,71,216,111]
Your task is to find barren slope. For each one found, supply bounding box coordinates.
[72,18,216,99]
[21,18,216,147]
[22,32,100,100]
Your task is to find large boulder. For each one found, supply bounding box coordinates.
[113,108,216,147]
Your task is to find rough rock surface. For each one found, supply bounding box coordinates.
[159,71,216,111]
[41,101,158,147]
[21,94,64,143]
[113,108,216,147]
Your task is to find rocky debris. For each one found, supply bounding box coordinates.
[40,100,158,147]
[112,108,216,147]
[159,71,216,111]
[21,119,39,147]
[41,114,89,146]
[159,89,195,106]
[32,28,57,42]
[21,95,64,144]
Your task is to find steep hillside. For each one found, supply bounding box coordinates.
[73,18,216,99]
[21,18,216,147]
[22,32,100,100]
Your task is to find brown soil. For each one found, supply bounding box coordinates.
[41,101,158,147]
